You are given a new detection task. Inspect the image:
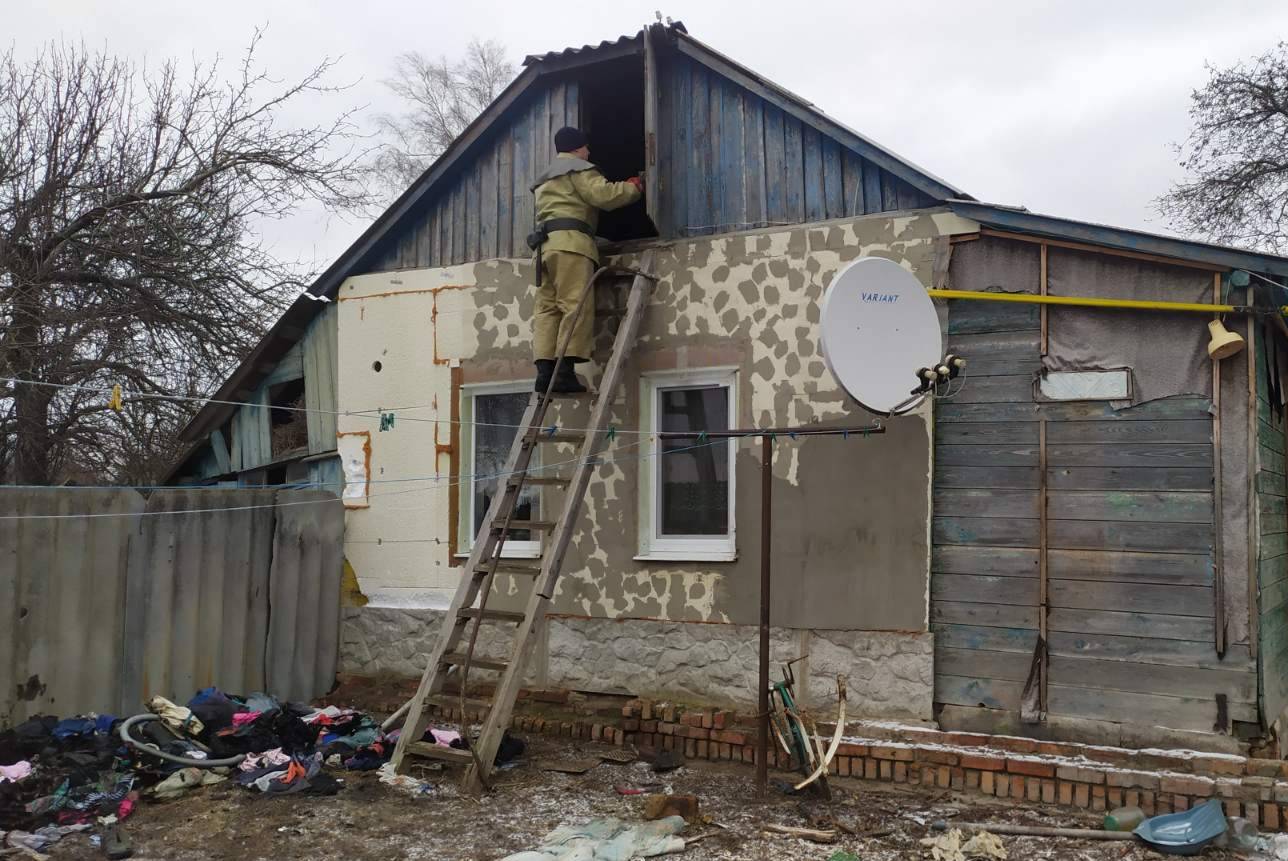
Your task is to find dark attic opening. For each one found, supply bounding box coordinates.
[268,378,308,460]
[571,56,657,243]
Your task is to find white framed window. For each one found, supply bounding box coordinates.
[457,382,541,558]
[637,368,738,561]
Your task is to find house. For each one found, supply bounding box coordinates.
[169,23,1288,753]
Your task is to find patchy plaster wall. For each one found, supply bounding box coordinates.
[341,607,934,719]
[338,209,973,624]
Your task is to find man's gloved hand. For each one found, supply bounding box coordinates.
[626,176,643,191]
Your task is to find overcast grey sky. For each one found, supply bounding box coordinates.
[11,0,1288,270]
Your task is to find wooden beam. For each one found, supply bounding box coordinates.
[1040,243,1049,356]
[1213,272,1227,658]
[1249,316,1260,661]
[981,227,1230,273]
[1038,418,1049,714]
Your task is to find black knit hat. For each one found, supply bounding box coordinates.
[554,126,587,153]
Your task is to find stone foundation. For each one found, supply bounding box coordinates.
[340,606,934,720]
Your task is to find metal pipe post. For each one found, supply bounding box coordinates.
[757,434,771,796]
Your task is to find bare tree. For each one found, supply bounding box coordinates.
[372,39,514,197]
[0,35,374,485]
[1161,42,1288,252]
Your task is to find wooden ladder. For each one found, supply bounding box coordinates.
[389,251,657,792]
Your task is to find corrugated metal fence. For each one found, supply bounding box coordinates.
[1,488,343,726]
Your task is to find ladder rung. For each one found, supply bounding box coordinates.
[534,432,585,444]
[407,741,474,764]
[477,561,542,576]
[440,652,508,672]
[458,608,526,623]
[511,476,570,487]
[496,519,556,532]
[427,694,495,711]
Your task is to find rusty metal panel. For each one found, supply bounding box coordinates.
[0,489,142,725]
[120,489,278,712]
[265,490,344,702]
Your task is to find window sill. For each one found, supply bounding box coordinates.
[633,551,738,563]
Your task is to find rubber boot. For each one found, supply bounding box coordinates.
[551,358,588,394]
[534,359,555,394]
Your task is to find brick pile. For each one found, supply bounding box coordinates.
[422,695,1288,831]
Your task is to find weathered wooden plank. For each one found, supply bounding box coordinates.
[880,168,898,211]
[510,101,533,257]
[1048,519,1212,553]
[1047,607,1213,642]
[952,375,1036,405]
[939,647,1033,682]
[1046,443,1213,468]
[1047,548,1211,586]
[932,546,1039,578]
[936,444,1038,468]
[1046,420,1212,445]
[1047,490,1212,524]
[718,78,744,229]
[1262,492,1288,517]
[1049,631,1250,672]
[1047,683,1255,730]
[495,133,513,259]
[667,55,691,238]
[465,161,481,263]
[425,203,439,267]
[1046,466,1213,492]
[783,114,805,223]
[821,136,844,219]
[1263,443,1287,475]
[802,124,824,223]
[478,141,497,260]
[932,573,1039,606]
[762,102,786,225]
[934,623,1039,654]
[841,149,864,216]
[953,352,1043,377]
[1260,556,1288,589]
[1259,419,1285,455]
[1257,471,1287,495]
[688,64,713,234]
[861,155,882,215]
[937,397,1213,424]
[934,517,1041,548]
[1258,576,1288,617]
[936,675,1023,710]
[742,92,765,228]
[946,301,1040,335]
[451,180,466,265]
[896,175,927,210]
[1262,532,1288,558]
[932,600,1039,629]
[935,422,1040,445]
[934,465,1041,489]
[1049,579,1213,617]
[934,488,1040,519]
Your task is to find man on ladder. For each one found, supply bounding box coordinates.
[527,126,642,394]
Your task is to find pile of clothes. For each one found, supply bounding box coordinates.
[1,686,527,843]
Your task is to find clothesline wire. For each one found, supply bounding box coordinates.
[0,375,675,436]
[0,433,743,521]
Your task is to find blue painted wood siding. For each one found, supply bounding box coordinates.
[369,79,580,272]
[364,55,937,273]
[658,53,934,237]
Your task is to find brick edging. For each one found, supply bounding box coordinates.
[421,696,1288,831]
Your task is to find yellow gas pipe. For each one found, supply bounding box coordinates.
[925,288,1287,317]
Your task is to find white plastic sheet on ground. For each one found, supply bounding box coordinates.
[500,816,687,860]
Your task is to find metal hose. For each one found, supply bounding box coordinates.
[118,714,246,769]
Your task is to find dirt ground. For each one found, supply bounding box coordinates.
[49,734,1241,861]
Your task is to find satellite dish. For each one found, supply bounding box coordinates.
[819,256,943,416]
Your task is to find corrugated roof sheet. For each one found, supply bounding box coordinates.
[522,31,643,66]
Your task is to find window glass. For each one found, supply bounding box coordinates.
[658,386,729,536]
[472,392,538,541]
